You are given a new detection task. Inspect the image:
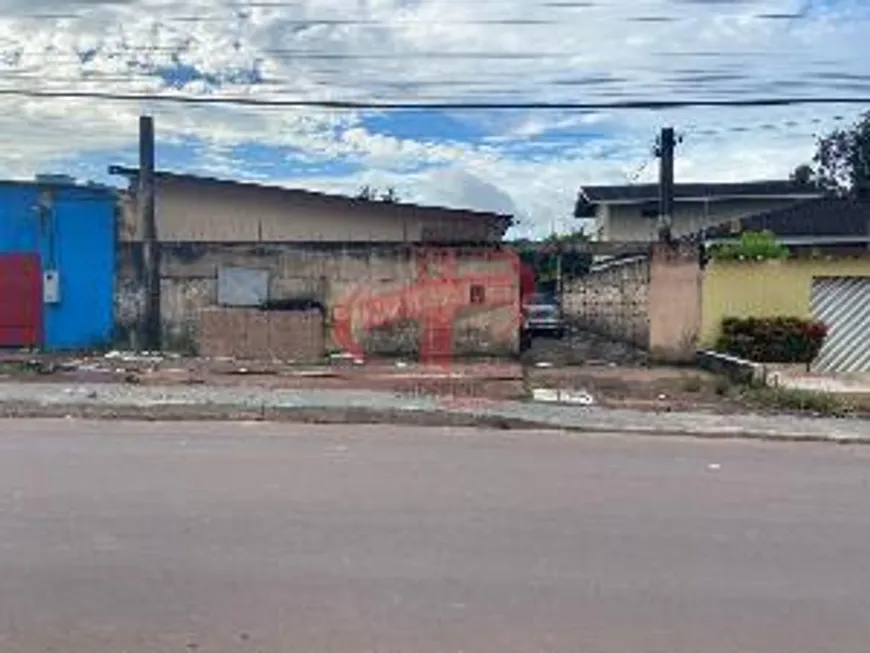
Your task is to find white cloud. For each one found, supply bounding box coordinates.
[0,0,865,236]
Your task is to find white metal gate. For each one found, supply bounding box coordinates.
[811,277,870,373]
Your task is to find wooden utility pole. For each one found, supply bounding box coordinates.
[656,126,675,243]
[138,115,161,350]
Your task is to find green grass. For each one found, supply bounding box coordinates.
[735,385,852,416]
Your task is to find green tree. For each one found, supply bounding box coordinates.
[794,111,870,198]
[710,230,789,261]
[379,187,399,203]
[789,163,815,187]
[356,185,400,202]
[509,229,592,288]
[543,228,590,246]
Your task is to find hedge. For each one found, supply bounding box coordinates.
[716,316,828,365]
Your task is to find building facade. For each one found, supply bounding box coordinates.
[0,178,116,350]
[574,181,821,242]
[700,257,870,373]
[110,168,519,359]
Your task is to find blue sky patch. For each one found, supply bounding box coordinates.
[360,110,485,143]
[226,143,362,179]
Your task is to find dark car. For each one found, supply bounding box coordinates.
[522,293,566,339]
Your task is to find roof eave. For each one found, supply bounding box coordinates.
[108,165,136,177]
[108,165,514,224]
[705,234,870,246]
[586,192,823,206]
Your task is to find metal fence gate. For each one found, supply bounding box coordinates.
[811,277,870,373]
[0,253,42,348]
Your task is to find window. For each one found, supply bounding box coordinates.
[217,266,270,306]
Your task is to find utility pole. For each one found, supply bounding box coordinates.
[656,126,675,243]
[138,115,161,351]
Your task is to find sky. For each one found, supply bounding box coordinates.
[0,0,867,238]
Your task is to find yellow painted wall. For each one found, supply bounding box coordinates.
[700,258,870,347]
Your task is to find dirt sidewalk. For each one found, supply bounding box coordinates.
[0,347,749,412]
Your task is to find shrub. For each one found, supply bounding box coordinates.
[716,316,828,365]
[710,230,789,261]
[738,386,850,416]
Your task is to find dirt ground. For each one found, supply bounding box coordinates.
[0,329,744,413]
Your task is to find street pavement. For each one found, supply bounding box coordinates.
[2,419,870,652]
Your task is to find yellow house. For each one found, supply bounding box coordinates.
[700,258,870,372]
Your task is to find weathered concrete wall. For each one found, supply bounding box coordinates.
[561,244,703,359]
[118,180,508,243]
[563,255,651,347]
[647,244,702,363]
[117,243,520,359]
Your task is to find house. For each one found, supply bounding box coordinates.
[700,255,870,374]
[697,198,870,373]
[109,167,521,360]
[574,180,821,241]
[0,176,116,350]
[701,196,870,254]
[109,167,512,243]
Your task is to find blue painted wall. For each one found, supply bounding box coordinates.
[0,181,116,350]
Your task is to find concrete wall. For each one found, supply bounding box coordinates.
[563,244,703,361]
[699,258,870,347]
[117,243,520,359]
[648,244,702,362]
[118,179,506,243]
[563,255,651,347]
[598,198,802,242]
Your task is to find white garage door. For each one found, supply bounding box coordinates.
[811,277,870,373]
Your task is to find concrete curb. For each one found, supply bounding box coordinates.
[559,424,867,445]
[0,403,541,431]
[1,400,867,445]
[696,350,766,385]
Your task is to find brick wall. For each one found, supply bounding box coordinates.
[562,255,651,347]
[198,307,324,362]
[117,243,520,360]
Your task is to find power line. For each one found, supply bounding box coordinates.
[0,88,866,110]
[169,17,562,25]
[4,49,597,61]
[12,46,855,60]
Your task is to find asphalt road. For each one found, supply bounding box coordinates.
[2,420,870,652]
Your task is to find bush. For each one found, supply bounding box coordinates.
[716,316,828,364]
[710,230,789,261]
[738,386,850,416]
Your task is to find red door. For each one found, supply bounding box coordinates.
[0,254,42,348]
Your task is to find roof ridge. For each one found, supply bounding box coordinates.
[108,165,514,222]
